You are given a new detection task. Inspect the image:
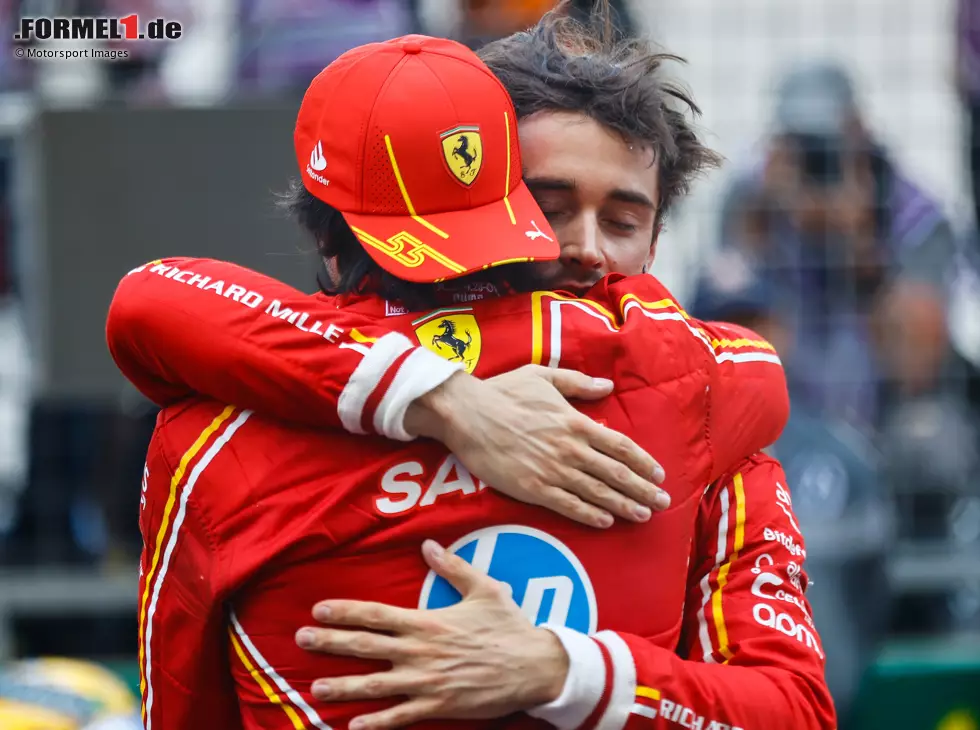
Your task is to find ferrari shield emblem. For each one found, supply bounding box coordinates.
[440,126,483,186]
[414,308,482,373]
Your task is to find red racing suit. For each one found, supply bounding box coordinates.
[107,258,782,454]
[110,259,835,730]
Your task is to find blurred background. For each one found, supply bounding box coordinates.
[0,0,978,728]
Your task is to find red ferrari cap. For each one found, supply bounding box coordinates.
[294,35,559,283]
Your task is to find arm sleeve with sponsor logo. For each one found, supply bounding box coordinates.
[531,454,836,730]
[105,257,461,440]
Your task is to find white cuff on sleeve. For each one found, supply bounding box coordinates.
[337,332,414,435]
[594,631,637,730]
[526,625,606,730]
[374,347,463,441]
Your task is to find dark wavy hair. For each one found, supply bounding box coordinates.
[478,0,722,230]
[286,0,720,305]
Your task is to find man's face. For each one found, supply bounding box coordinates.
[519,111,661,294]
[771,131,875,240]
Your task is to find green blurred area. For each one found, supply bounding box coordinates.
[848,636,980,730]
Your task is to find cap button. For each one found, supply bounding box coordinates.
[402,41,422,54]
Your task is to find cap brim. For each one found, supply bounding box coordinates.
[341,180,559,284]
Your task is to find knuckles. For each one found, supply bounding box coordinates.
[515,475,546,498]
[412,618,446,637]
[557,440,586,464]
[567,417,593,438]
[350,633,377,655]
[306,630,332,650]
[363,677,387,698]
[611,464,636,489]
[576,473,606,497]
[612,437,637,462]
[362,605,386,628]
[488,580,513,602]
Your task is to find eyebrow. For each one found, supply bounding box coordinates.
[525,176,656,210]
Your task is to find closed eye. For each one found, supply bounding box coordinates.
[607,220,639,233]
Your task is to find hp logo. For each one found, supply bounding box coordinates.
[418,525,598,634]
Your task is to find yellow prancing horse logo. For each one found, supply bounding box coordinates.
[414,308,482,374]
[440,126,483,186]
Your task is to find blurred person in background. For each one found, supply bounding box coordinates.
[718,61,955,435]
[102,0,190,101]
[956,0,980,453]
[957,0,980,231]
[459,0,635,48]
[719,59,980,651]
[237,0,424,96]
[692,247,893,728]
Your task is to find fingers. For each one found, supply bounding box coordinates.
[552,468,660,523]
[309,669,435,703]
[529,369,667,491]
[541,370,667,488]
[552,424,668,518]
[421,540,499,597]
[584,418,666,486]
[531,486,614,528]
[536,366,615,401]
[295,626,418,660]
[310,600,420,633]
[347,698,443,730]
[580,449,670,515]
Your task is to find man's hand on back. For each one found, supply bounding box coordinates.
[295,540,568,730]
[404,366,669,528]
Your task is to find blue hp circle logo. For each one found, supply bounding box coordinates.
[418,525,598,634]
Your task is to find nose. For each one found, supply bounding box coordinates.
[559,212,603,271]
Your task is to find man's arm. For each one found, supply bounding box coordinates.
[107,258,667,527]
[603,275,790,478]
[107,257,461,441]
[530,453,835,730]
[138,408,244,730]
[110,261,787,458]
[701,320,790,477]
[295,455,835,730]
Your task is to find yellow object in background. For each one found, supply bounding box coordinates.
[937,709,980,730]
[0,700,78,730]
[0,657,139,729]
